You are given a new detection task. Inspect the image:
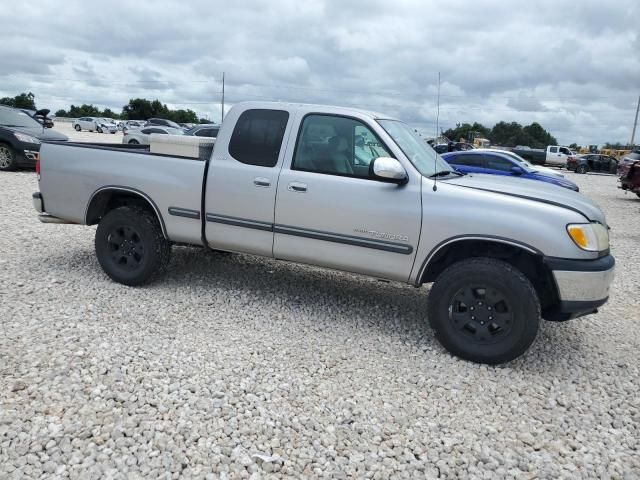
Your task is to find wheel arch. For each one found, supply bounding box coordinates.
[85,186,168,239]
[416,236,560,314]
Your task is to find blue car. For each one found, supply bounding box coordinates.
[441,150,579,191]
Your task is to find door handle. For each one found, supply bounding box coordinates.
[288,182,307,193]
[254,177,271,187]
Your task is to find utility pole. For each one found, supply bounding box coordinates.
[221,72,225,124]
[631,95,639,147]
[435,72,441,139]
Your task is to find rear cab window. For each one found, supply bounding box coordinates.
[228,109,289,167]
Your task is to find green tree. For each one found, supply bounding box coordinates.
[0,92,36,109]
[68,104,101,117]
[443,122,490,143]
[55,109,68,117]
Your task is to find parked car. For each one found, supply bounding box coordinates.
[475,149,564,178]
[441,150,579,191]
[121,120,145,133]
[184,124,220,138]
[432,142,474,154]
[122,126,183,145]
[511,145,573,166]
[33,101,614,365]
[566,154,618,174]
[0,105,67,171]
[617,151,640,176]
[98,118,118,134]
[619,160,640,198]
[145,118,183,129]
[72,117,116,133]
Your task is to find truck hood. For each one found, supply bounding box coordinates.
[11,125,68,141]
[442,173,607,225]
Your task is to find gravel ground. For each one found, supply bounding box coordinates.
[0,170,638,479]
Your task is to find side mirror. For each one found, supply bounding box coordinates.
[510,166,524,175]
[370,157,408,184]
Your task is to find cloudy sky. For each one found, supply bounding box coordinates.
[1,0,638,145]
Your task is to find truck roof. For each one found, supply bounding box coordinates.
[233,101,399,121]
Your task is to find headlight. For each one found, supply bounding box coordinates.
[14,132,41,145]
[567,223,609,252]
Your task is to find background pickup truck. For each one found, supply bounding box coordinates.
[33,102,615,364]
[511,145,573,166]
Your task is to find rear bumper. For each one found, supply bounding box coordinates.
[544,255,615,321]
[32,192,44,213]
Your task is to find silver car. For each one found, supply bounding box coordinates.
[121,126,184,145]
[72,117,117,134]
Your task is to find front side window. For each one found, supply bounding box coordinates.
[292,114,392,178]
[560,147,571,155]
[228,109,289,167]
[486,155,514,172]
[451,154,484,167]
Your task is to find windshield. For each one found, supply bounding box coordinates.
[377,120,453,177]
[0,107,43,128]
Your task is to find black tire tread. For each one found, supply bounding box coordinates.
[427,257,540,364]
[95,206,171,286]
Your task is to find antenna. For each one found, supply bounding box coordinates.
[221,72,225,124]
[433,72,441,192]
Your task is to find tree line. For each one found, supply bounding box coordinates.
[443,121,558,149]
[0,92,208,124]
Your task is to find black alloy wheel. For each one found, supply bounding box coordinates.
[448,285,514,345]
[106,225,145,272]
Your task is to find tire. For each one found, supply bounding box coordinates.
[97,126,103,134]
[576,164,588,174]
[0,143,17,171]
[128,139,140,145]
[74,124,81,132]
[95,206,171,286]
[427,257,540,364]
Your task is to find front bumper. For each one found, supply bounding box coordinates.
[15,148,40,168]
[544,255,615,321]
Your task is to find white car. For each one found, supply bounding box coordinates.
[72,117,117,134]
[121,126,183,145]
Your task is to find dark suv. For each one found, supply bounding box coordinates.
[0,105,67,171]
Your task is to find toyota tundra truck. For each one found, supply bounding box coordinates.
[32,102,615,364]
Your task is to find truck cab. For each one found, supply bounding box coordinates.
[546,145,573,167]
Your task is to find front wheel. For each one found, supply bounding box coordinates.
[0,143,16,171]
[95,206,171,286]
[74,124,81,131]
[427,257,540,364]
[97,126,103,133]
[576,164,588,174]
[128,139,139,145]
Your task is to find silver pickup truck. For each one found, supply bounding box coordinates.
[33,102,615,364]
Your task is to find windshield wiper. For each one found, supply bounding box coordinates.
[429,170,464,178]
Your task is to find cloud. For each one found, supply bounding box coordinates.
[0,0,638,145]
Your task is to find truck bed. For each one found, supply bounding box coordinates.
[38,141,207,245]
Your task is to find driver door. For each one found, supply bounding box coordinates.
[273,113,421,282]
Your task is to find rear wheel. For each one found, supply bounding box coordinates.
[427,257,540,364]
[0,143,16,171]
[95,206,171,286]
[576,164,588,174]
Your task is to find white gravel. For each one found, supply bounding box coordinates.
[0,170,638,479]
